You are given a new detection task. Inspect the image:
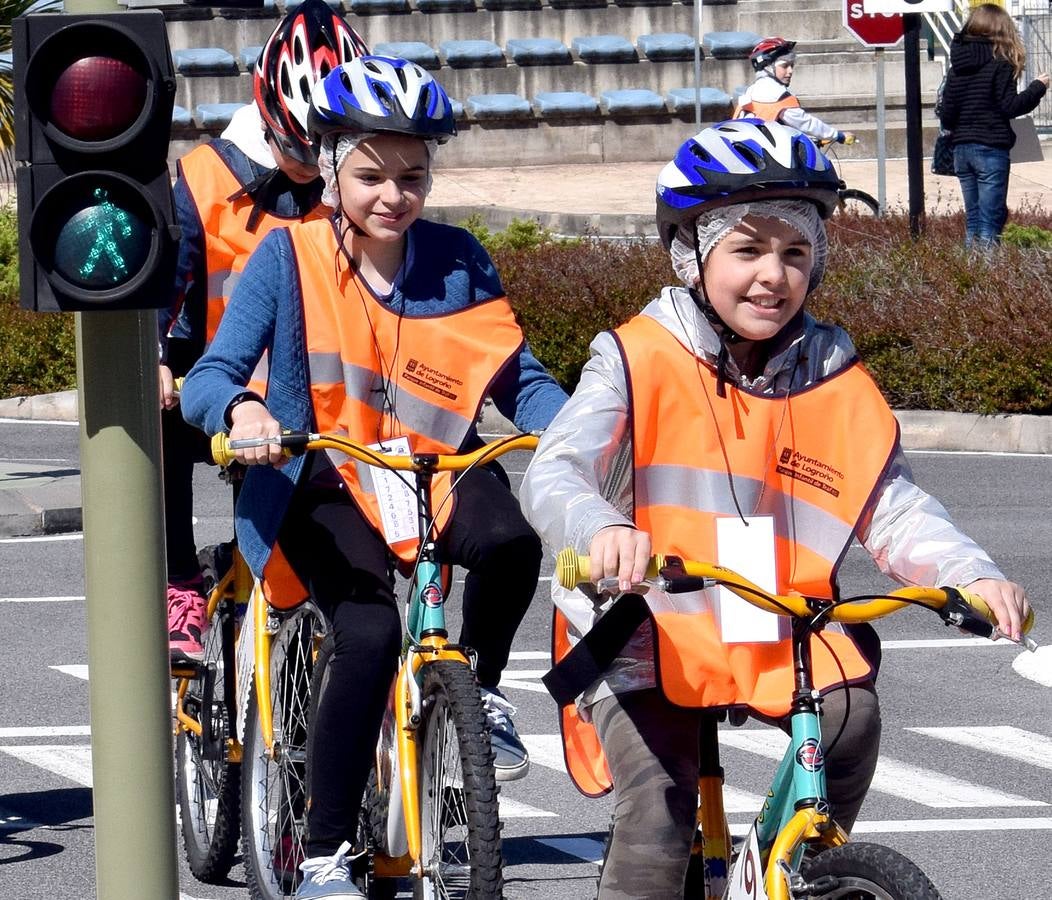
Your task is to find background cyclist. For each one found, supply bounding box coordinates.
[161,0,369,666]
[735,36,856,146]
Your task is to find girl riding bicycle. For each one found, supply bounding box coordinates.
[181,56,567,899]
[520,119,1030,900]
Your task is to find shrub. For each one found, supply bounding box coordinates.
[495,210,1052,413]
[0,206,77,398]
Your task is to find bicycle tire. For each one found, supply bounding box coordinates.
[414,659,502,900]
[241,602,327,900]
[836,188,881,217]
[175,599,241,882]
[802,841,942,899]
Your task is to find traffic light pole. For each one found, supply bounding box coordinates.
[65,0,180,897]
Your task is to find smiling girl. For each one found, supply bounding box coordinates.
[520,119,1029,899]
[182,57,566,899]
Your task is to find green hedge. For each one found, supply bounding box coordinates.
[3,207,1052,414]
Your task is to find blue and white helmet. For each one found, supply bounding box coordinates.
[656,118,840,249]
[307,56,456,143]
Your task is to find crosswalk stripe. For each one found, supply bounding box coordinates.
[499,679,549,694]
[499,796,557,819]
[535,836,605,864]
[0,596,82,603]
[50,665,89,681]
[0,745,93,787]
[908,726,1052,771]
[0,726,91,738]
[718,729,1046,808]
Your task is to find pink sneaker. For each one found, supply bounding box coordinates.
[168,577,208,664]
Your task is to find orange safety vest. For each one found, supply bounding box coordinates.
[179,143,328,394]
[275,219,525,567]
[734,91,800,123]
[556,312,899,796]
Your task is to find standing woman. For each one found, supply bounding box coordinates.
[939,3,1048,248]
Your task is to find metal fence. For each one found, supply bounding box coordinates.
[925,0,1052,129]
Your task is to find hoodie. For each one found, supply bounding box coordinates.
[940,34,1046,149]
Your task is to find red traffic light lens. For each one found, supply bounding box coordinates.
[50,56,147,142]
[52,185,152,290]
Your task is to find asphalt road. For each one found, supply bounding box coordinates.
[1,418,1051,900]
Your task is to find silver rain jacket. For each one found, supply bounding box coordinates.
[520,287,1005,706]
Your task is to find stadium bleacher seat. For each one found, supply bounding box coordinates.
[506,38,572,66]
[372,41,442,68]
[465,93,533,119]
[195,102,244,129]
[173,48,239,76]
[637,33,696,62]
[572,34,637,64]
[440,39,505,68]
[702,31,763,60]
[666,86,734,116]
[600,88,666,114]
[533,91,600,116]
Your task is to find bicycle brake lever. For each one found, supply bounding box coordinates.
[990,628,1039,653]
[595,577,651,595]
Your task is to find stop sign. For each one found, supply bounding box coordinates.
[843,0,904,47]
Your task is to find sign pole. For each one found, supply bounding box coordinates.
[904,12,925,236]
[694,0,703,130]
[876,48,887,213]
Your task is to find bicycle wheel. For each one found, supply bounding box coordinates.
[175,598,240,882]
[242,602,327,900]
[415,659,502,900]
[802,842,942,899]
[836,188,881,217]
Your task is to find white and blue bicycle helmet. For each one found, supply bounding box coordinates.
[308,56,456,143]
[656,118,840,250]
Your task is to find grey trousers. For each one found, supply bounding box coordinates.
[591,682,881,900]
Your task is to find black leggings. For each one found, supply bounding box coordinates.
[278,458,541,856]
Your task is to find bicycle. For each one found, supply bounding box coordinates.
[182,429,537,899]
[553,549,1037,900]
[816,137,881,217]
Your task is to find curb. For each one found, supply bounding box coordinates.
[0,390,78,422]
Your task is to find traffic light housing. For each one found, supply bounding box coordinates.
[14,11,181,312]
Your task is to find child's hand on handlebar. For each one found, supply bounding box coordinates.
[159,365,178,410]
[229,401,287,467]
[966,578,1030,642]
[588,525,652,592]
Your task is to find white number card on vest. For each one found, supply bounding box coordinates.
[715,515,784,643]
[369,436,419,545]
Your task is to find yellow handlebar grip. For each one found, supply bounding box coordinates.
[958,587,1036,635]
[211,433,236,467]
[556,548,589,590]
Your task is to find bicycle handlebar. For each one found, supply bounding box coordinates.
[555,549,1037,648]
[210,430,539,472]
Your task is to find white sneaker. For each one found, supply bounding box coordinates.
[295,842,364,899]
[481,686,530,782]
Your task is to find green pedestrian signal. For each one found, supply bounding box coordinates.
[14,11,180,312]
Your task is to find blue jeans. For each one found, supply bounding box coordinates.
[953,143,1011,247]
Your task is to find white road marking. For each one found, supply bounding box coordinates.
[498,796,557,819]
[0,533,82,544]
[845,817,1052,834]
[499,679,550,694]
[507,651,550,661]
[1013,645,1052,686]
[50,665,89,681]
[0,806,41,832]
[909,726,1052,771]
[0,595,82,603]
[905,449,1052,459]
[0,418,77,426]
[0,745,93,786]
[0,726,91,738]
[718,729,1046,808]
[881,637,1011,649]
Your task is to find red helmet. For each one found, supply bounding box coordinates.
[750,37,796,72]
[254,0,370,166]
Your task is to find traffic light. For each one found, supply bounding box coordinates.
[13,11,180,312]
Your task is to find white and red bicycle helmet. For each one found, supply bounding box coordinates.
[254,0,370,165]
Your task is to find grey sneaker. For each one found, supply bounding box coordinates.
[481,686,530,782]
[295,842,364,899]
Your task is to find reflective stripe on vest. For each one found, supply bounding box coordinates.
[733,92,800,122]
[179,144,327,396]
[555,312,898,796]
[288,219,525,562]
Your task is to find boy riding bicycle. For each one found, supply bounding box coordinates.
[182,57,567,899]
[520,119,1029,899]
[735,37,856,146]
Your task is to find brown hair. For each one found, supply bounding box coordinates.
[964,3,1026,79]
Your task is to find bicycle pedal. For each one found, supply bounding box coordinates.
[170,660,204,679]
